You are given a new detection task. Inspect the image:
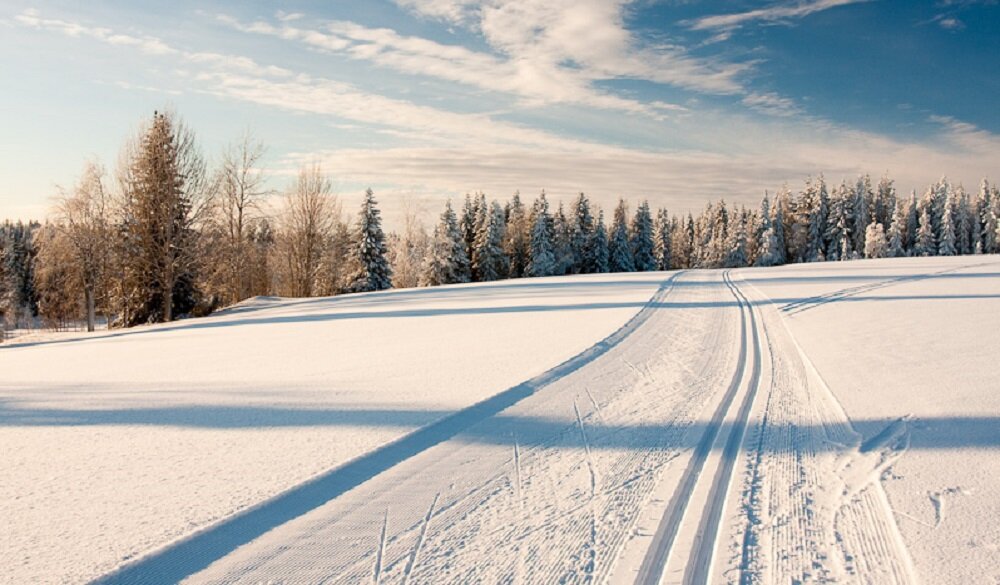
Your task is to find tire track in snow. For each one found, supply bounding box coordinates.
[635,271,762,585]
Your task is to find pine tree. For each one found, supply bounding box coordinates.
[420,200,469,286]
[503,192,530,278]
[552,202,574,275]
[864,223,887,259]
[349,188,392,292]
[904,191,919,254]
[976,180,997,254]
[723,214,749,268]
[654,208,672,271]
[460,194,477,274]
[473,201,509,281]
[885,201,906,258]
[798,178,826,262]
[118,111,206,325]
[572,193,596,273]
[825,182,852,261]
[938,196,957,256]
[631,201,656,271]
[852,175,872,254]
[609,198,635,272]
[591,210,610,273]
[915,206,936,256]
[771,199,787,265]
[527,193,556,277]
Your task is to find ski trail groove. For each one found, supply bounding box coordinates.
[635,271,758,585]
[89,274,680,585]
[685,273,764,585]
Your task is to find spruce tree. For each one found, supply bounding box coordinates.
[503,192,530,278]
[864,223,887,259]
[572,193,595,273]
[527,193,556,277]
[350,188,392,292]
[723,215,749,268]
[609,198,635,272]
[886,202,906,258]
[938,197,957,256]
[631,200,656,271]
[474,201,509,281]
[591,210,610,273]
[915,207,936,256]
[654,208,672,271]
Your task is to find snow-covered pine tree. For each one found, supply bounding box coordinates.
[723,213,749,268]
[609,198,635,272]
[976,180,997,254]
[852,175,872,255]
[938,196,957,256]
[503,192,530,278]
[591,210,610,273]
[797,178,825,262]
[473,201,509,281]
[745,208,761,267]
[420,200,469,286]
[955,186,975,255]
[874,175,896,228]
[824,182,851,261]
[864,223,887,259]
[552,202,575,275]
[349,188,392,292]
[571,193,595,273]
[654,207,672,271]
[527,193,556,277]
[631,200,656,272]
[914,206,936,256]
[885,201,906,258]
[459,194,478,274]
[771,197,788,265]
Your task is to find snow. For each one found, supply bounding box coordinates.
[741,256,1000,585]
[0,274,661,584]
[3,256,998,584]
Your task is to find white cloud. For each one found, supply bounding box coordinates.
[688,0,871,32]
[741,92,803,117]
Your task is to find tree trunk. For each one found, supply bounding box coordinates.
[85,286,96,332]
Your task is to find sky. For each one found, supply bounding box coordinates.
[1,0,998,228]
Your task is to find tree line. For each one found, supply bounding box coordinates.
[2,110,998,337]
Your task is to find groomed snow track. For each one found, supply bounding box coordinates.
[87,268,920,585]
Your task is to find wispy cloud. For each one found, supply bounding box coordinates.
[688,0,871,32]
[741,92,803,117]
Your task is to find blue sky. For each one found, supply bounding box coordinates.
[2,0,998,225]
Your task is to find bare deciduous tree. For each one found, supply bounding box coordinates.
[53,161,110,331]
[276,165,339,297]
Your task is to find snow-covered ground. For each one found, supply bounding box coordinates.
[3,256,998,584]
[1,274,662,584]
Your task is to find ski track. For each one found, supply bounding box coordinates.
[175,270,744,584]
[88,268,924,585]
[724,274,919,585]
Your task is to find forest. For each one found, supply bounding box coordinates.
[2,110,998,336]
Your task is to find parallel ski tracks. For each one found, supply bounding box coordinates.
[635,271,765,585]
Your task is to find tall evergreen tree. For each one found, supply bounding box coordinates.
[349,188,392,292]
[631,200,656,271]
[503,192,530,278]
[915,206,936,257]
[118,111,206,325]
[885,201,906,258]
[591,210,610,273]
[609,198,635,272]
[420,200,469,286]
[572,193,596,273]
[938,196,957,256]
[473,201,509,282]
[527,193,556,277]
[654,208,672,271]
[723,214,749,268]
[864,223,887,259]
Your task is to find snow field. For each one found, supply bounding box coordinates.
[1,273,662,585]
